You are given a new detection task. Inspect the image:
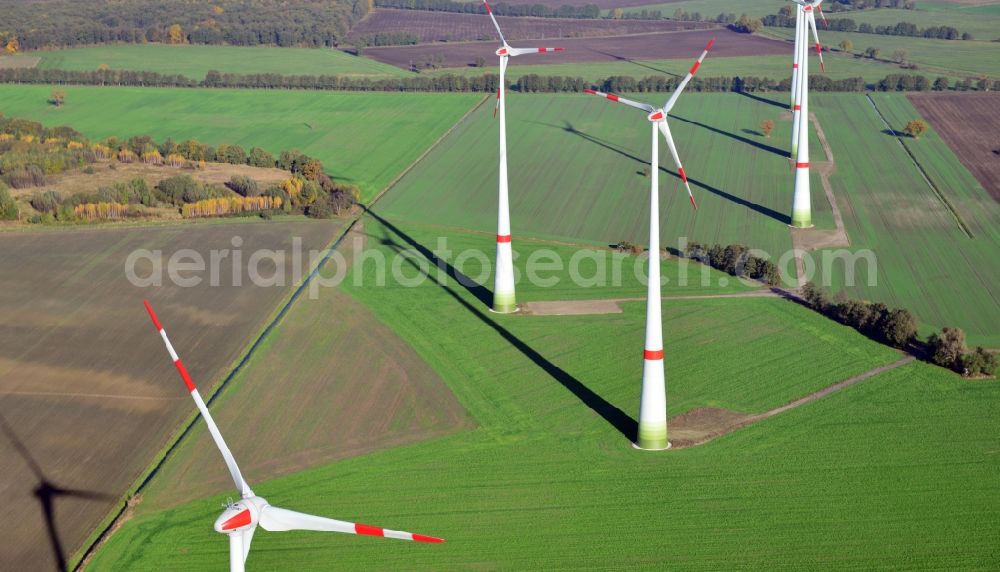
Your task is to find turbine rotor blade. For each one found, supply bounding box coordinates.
[664,38,714,113]
[241,526,256,564]
[582,88,654,113]
[507,46,564,56]
[482,0,507,46]
[807,11,825,72]
[144,300,252,498]
[657,121,698,209]
[259,505,444,543]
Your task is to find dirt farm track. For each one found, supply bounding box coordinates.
[908,93,1000,201]
[0,220,343,570]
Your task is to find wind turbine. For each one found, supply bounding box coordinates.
[482,0,564,313]
[143,300,443,572]
[790,0,826,158]
[790,0,826,229]
[583,39,712,450]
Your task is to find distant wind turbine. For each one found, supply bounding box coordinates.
[791,0,826,228]
[483,0,564,313]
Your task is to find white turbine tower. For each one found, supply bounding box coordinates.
[584,40,712,450]
[144,301,443,572]
[483,0,564,313]
[791,0,825,229]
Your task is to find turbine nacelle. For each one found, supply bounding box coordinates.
[647,109,666,122]
[215,498,262,534]
[496,46,508,56]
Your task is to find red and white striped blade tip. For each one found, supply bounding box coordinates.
[355,523,444,543]
[689,195,698,210]
[143,299,162,330]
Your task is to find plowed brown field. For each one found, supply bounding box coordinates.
[0,219,343,570]
[349,9,714,44]
[908,92,1000,200]
[362,29,786,70]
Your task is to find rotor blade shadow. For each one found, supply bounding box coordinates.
[558,121,791,225]
[735,90,789,110]
[363,209,639,441]
[0,411,114,572]
[669,114,790,158]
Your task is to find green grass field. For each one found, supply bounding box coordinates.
[765,27,1000,78]
[430,52,902,83]
[27,44,409,78]
[88,214,996,570]
[0,85,481,200]
[842,6,1000,42]
[621,0,776,19]
[377,92,829,268]
[810,93,1000,346]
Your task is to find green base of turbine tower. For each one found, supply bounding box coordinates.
[635,422,669,451]
[491,292,517,314]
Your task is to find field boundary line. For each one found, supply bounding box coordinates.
[367,95,490,207]
[865,94,974,239]
[76,96,489,570]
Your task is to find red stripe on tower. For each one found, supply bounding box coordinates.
[174,360,197,392]
[678,166,688,183]
[644,349,664,361]
[794,105,801,110]
[497,234,512,243]
[355,524,385,537]
[796,162,810,168]
[793,63,799,69]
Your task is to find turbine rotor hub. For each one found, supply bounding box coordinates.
[214,496,264,534]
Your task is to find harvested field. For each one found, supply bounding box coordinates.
[908,92,1000,201]
[362,29,786,69]
[0,55,39,69]
[348,9,714,44]
[9,162,291,202]
[0,218,344,571]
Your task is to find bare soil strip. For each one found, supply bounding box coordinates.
[520,289,778,316]
[789,112,850,286]
[669,356,915,448]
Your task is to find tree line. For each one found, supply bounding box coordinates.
[0,0,370,51]
[802,282,997,377]
[3,66,996,94]
[684,242,782,286]
[373,0,602,19]
[762,13,971,40]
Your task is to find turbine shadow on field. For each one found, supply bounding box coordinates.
[736,90,788,110]
[670,114,790,159]
[557,121,790,225]
[0,411,113,571]
[587,49,681,78]
[365,209,639,441]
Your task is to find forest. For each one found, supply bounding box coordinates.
[0,0,371,50]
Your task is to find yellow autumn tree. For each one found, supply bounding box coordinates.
[168,24,185,44]
[5,37,18,54]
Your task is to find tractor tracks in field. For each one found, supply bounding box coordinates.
[668,355,916,449]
